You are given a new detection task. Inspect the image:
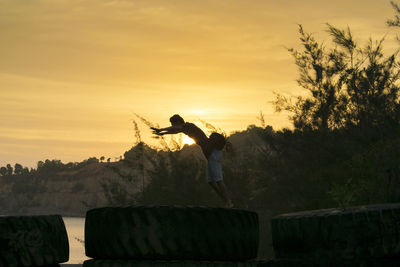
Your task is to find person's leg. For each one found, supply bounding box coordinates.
[208,181,226,200]
[207,149,233,208]
[216,181,233,208]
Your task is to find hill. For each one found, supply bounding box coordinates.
[0,126,267,216]
[0,161,140,216]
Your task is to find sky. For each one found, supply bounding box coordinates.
[0,0,399,168]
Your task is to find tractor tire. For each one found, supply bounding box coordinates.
[85,206,258,261]
[271,203,400,265]
[0,215,69,266]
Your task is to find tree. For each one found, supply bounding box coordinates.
[38,159,65,173]
[37,161,45,171]
[6,164,13,176]
[100,156,105,162]
[14,163,23,175]
[0,167,7,176]
[86,157,99,164]
[273,24,400,131]
[22,167,30,175]
[259,20,400,211]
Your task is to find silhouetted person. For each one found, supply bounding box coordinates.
[152,114,233,208]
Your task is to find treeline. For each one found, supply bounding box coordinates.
[0,156,116,177]
[0,163,31,176]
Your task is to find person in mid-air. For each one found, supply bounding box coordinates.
[151,114,233,208]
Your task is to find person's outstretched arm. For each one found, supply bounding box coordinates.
[151,125,182,135]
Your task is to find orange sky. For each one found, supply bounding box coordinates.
[0,0,398,167]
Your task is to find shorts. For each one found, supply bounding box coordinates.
[207,149,223,182]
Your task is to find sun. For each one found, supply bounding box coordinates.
[182,135,195,145]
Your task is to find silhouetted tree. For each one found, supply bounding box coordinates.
[273,24,400,131]
[14,163,23,175]
[65,162,76,169]
[37,161,44,170]
[86,157,99,164]
[22,167,30,175]
[38,159,65,173]
[6,164,13,176]
[0,167,7,176]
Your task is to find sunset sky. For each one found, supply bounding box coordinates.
[1,0,398,168]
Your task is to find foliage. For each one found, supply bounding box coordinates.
[250,124,400,213]
[328,180,356,211]
[6,164,13,176]
[0,163,31,177]
[222,147,253,209]
[136,150,219,206]
[101,177,137,206]
[0,167,7,176]
[264,21,400,211]
[0,156,107,179]
[273,24,400,131]
[14,163,23,175]
[387,1,400,28]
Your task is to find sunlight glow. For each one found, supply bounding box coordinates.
[182,135,195,145]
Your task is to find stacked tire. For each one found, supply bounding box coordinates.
[271,203,400,266]
[83,206,260,267]
[0,215,69,266]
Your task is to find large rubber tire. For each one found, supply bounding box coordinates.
[85,206,259,261]
[83,259,260,267]
[0,215,69,266]
[271,203,400,265]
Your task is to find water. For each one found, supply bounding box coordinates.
[63,217,89,264]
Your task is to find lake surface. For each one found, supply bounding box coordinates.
[63,217,89,264]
